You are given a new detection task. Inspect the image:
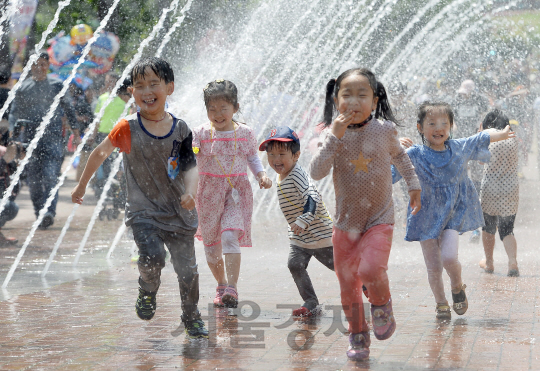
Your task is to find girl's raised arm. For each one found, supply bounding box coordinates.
[487,125,516,143]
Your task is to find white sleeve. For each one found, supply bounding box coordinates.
[247,154,264,176]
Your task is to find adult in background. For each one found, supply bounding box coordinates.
[0,68,11,125]
[68,82,94,181]
[8,51,80,229]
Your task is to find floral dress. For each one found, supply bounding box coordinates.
[192,122,258,247]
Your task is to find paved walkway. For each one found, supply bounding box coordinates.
[1,168,540,370]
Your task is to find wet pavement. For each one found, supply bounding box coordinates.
[1,164,540,370]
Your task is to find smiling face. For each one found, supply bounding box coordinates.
[334,74,378,124]
[206,98,238,131]
[129,67,174,117]
[417,109,452,151]
[31,57,49,82]
[266,142,300,180]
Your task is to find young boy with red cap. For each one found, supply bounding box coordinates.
[260,126,334,317]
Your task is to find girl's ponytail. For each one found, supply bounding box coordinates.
[322,79,336,127]
[374,81,399,125]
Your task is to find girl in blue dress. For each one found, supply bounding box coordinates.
[393,102,515,319]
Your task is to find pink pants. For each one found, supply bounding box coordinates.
[333,224,393,333]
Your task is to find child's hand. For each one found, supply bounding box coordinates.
[71,184,86,204]
[331,111,355,139]
[409,189,421,215]
[488,125,517,143]
[180,193,196,210]
[399,137,414,148]
[257,173,272,189]
[291,222,305,235]
[502,125,516,139]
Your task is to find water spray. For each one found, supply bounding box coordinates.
[2,0,185,288]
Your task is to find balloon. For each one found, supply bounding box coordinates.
[47,28,120,76]
[89,32,120,74]
[47,36,76,66]
[70,24,93,46]
[91,32,119,59]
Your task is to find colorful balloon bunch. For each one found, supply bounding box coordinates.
[47,24,120,88]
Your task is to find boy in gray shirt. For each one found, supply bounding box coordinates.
[72,58,207,338]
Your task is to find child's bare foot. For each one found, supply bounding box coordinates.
[508,263,519,277]
[479,259,494,273]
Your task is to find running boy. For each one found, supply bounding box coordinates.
[260,126,334,317]
[71,57,208,338]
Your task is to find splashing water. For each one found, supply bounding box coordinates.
[73,154,123,266]
[0,0,73,122]
[0,0,21,41]
[0,0,122,219]
[5,0,532,287]
[2,0,184,288]
[71,0,195,266]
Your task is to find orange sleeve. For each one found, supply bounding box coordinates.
[108,119,131,154]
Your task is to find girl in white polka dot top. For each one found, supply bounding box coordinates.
[309,68,421,361]
[478,110,520,277]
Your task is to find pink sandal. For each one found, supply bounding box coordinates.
[213,284,227,307]
[221,285,238,308]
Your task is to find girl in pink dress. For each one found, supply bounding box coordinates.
[192,80,272,308]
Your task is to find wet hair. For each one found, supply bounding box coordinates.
[203,79,239,110]
[0,68,9,85]
[117,77,131,96]
[416,101,454,144]
[265,140,300,155]
[322,68,398,127]
[482,109,509,131]
[29,50,49,62]
[130,57,174,84]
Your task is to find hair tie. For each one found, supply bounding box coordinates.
[203,79,226,92]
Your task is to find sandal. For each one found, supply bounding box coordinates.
[452,284,468,315]
[213,284,227,307]
[221,285,238,308]
[436,302,451,319]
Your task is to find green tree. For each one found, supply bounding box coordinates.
[30,0,163,72]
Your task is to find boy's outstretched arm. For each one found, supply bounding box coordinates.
[71,138,115,204]
[180,166,198,210]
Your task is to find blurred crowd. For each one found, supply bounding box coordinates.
[0,51,130,245]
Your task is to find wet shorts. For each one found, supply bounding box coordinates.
[482,213,515,241]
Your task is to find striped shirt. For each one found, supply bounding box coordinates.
[277,164,333,249]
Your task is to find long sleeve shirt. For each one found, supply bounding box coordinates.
[309,118,420,234]
[277,163,333,249]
